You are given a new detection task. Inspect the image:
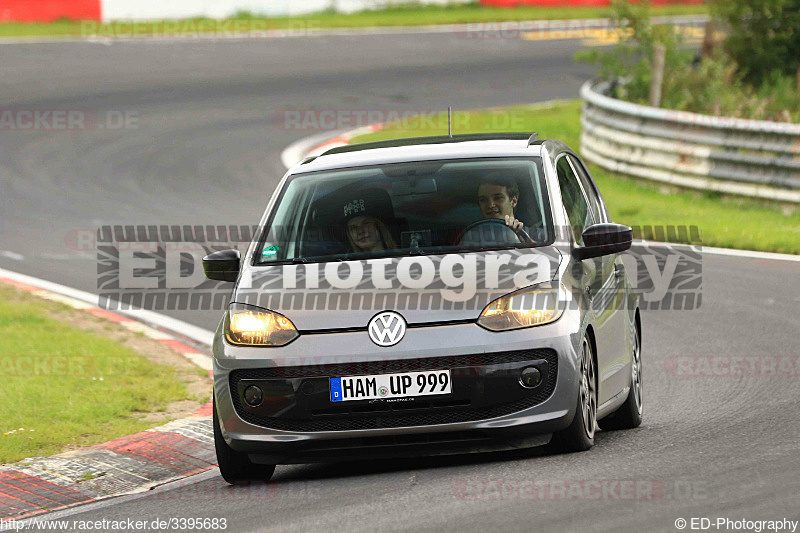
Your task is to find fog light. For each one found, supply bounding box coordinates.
[244,385,264,407]
[519,367,542,388]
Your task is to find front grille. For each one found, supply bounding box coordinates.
[231,350,554,378]
[230,348,558,432]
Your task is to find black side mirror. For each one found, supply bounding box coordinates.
[203,249,241,282]
[574,223,632,260]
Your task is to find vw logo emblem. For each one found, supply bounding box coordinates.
[368,311,407,347]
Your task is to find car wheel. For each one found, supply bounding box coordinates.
[548,335,596,453]
[600,320,643,430]
[213,396,276,485]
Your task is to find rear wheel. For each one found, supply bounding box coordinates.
[600,320,643,430]
[548,336,596,453]
[213,397,276,484]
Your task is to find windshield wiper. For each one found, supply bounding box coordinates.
[456,244,533,253]
[264,257,308,265]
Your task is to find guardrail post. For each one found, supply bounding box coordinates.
[650,43,666,108]
[796,64,800,92]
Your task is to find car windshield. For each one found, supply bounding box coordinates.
[255,157,553,264]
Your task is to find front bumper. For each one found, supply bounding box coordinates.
[213,319,582,462]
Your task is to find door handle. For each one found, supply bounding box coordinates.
[614,264,624,278]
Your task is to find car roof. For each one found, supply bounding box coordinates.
[293,135,571,175]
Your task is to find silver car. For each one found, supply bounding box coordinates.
[204,134,642,484]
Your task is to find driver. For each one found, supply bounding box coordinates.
[477,175,525,231]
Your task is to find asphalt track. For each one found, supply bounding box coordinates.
[1,32,799,532]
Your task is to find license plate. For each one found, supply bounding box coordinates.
[330,370,451,402]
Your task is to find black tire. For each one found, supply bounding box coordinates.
[213,397,276,485]
[599,320,643,431]
[548,336,596,453]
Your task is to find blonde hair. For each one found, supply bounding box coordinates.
[346,216,397,252]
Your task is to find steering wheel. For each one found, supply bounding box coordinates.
[456,218,535,246]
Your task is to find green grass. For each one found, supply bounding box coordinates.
[0,286,197,464]
[349,100,800,254]
[0,3,708,39]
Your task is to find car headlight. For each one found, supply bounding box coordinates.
[478,281,565,331]
[225,303,299,346]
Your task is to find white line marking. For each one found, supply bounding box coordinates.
[120,321,174,340]
[0,267,215,349]
[0,250,24,261]
[182,352,213,371]
[636,240,799,262]
[699,246,800,262]
[32,291,93,309]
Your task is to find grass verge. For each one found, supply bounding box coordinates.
[348,100,800,254]
[0,284,209,464]
[0,3,707,39]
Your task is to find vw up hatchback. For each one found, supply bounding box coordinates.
[204,134,642,484]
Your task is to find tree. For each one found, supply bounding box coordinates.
[713,0,800,87]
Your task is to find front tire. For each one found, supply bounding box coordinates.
[548,336,596,453]
[213,397,275,485]
[600,320,643,431]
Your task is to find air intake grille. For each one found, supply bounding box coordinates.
[230,348,558,432]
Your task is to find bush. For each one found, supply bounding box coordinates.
[576,0,799,122]
[665,51,800,122]
[713,0,800,88]
[575,1,693,104]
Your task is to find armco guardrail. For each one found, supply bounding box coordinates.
[580,80,800,203]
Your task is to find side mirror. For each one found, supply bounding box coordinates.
[574,223,632,260]
[203,249,241,282]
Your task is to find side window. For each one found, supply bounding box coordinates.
[569,155,609,223]
[556,156,595,245]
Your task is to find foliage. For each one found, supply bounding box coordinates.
[575,0,799,122]
[665,52,800,121]
[713,0,800,87]
[575,1,693,105]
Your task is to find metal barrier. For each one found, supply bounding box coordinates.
[580,80,800,203]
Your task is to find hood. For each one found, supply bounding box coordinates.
[234,247,563,331]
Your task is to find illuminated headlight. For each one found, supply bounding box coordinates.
[225,303,298,347]
[478,281,565,331]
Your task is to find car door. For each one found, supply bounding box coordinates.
[556,154,614,406]
[568,154,629,403]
